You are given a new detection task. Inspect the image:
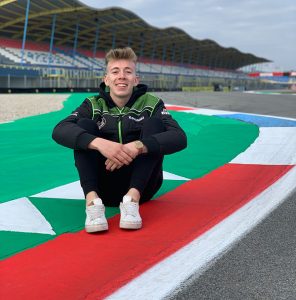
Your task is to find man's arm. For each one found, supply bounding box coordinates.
[52,98,142,171]
[141,100,187,155]
[103,98,187,171]
[52,99,97,150]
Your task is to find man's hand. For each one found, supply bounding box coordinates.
[88,138,135,166]
[104,141,147,171]
[105,158,122,171]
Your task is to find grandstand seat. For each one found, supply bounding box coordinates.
[0,38,249,80]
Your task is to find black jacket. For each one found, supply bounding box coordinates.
[52,83,187,155]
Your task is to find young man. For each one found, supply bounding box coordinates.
[52,47,187,233]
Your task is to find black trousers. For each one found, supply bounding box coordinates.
[74,118,165,207]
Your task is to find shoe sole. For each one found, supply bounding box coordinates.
[85,224,108,233]
[120,221,142,230]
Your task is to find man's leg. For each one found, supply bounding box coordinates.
[74,119,104,200]
[74,119,133,206]
[120,117,165,229]
[127,117,165,201]
[74,118,108,232]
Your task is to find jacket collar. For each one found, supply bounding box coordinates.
[98,82,148,108]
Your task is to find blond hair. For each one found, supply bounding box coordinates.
[105,47,137,66]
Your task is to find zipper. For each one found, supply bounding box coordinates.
[117,115,123,143]
[116,107,124,144]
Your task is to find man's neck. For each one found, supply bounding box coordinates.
[110,94,130,108]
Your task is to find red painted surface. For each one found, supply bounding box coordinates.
[1,164,292,300]
[166,105,195,111]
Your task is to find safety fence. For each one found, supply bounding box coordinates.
[0,64,286,92]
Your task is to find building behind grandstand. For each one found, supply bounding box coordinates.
[0,0,293,93]
[239,63,296,91]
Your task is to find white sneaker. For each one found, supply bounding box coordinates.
[85,198,108,233]
[119,195,142,229]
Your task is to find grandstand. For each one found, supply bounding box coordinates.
[0,0,276,92]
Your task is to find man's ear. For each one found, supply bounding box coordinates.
[104,74,109,86]
[134,75,140,86]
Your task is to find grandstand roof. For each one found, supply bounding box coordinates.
[0,0,270,70]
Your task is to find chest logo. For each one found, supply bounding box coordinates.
[97,117,106,130]
[128,116,144,122]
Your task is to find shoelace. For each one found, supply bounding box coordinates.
[123,202,138,217]
[88,205,104,221]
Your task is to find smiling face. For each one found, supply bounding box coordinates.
[104,59,139,107]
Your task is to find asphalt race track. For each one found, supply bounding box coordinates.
[156,90,296,119]
[155,90,296,300]
[1,90,295,299]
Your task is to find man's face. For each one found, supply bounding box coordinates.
[104,59,139,102]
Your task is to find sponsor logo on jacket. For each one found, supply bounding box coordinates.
[97,117,106,130]
[161,108,171,115]
[128,116,145,122]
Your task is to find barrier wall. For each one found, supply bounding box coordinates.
[0,70,277,93]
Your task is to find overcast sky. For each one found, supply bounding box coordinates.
[80,0,296,71]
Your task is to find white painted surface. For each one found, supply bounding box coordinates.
[0,197,55,235]
[32,181,85,200]
[0,120,14,124]
[107,166,296,300]
[163,171,189,181]
[231,127,296,165]
[184,108,236,116]
[31,171,189,200]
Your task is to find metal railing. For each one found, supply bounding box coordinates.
[0,63,284,92]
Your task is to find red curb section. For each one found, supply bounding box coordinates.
[1,164,292,300]
[165,105,195,111]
